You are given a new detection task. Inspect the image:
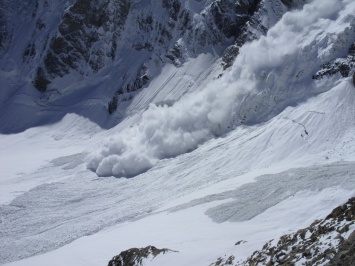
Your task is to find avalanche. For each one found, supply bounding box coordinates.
[88,0,355,178]
[0,0,355,265]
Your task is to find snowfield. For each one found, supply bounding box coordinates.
[1,0,355,265]
[1,78,355,265]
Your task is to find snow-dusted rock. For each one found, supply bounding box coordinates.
[0,0,305,133]
[313,43,355,82]
[237,197,355,265]
[107,246,176,266]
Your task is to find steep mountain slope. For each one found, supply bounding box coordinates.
[0,0,303,133]
[87,0,355,178]
[0,0,355,265]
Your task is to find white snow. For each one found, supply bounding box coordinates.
[3,187,354,266]
[0,114,102,204]
[1,0,355,265]
[88,0,355,178]
[1,77,355,265]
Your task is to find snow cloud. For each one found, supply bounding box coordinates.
[88,0,353,177]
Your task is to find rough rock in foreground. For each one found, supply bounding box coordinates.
[238,197,355,266]
[107,245,176,266]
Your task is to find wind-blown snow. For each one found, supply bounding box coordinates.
[88,0,355,178]
[1,0,355,265]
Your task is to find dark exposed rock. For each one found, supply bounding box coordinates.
[23,44,36,60]
[36,19,45,30]
[166,44,182,66]
[108,95,119,115]
[313,43,355,81]
[30,0,280,93]
[211,0,260,39]
[215,0,262,69]
[326,197,355,221]
[210,255,235,266]
[328,231,355,266]
[220,0,305,69]
[33,67,51,92]
[1,0,309,122]
[235,240,247,246]
[0,1,13,53]
[235,197,355,265]
[0,22,7,52]
[107,246,176,266]
[280,0,295,7]
[349,43,355,54]
[222,45,240,70]
[312,61,353,80]
[162,0,181,21]
[107,64,150,114]
[134,42,153,52]
[33,0,131,91]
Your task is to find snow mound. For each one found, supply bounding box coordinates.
[88,0,355,177]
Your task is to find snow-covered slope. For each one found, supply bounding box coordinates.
[88,0,355,178]
[0,0,303,133]
[1,0,355,265]
[1,77,355,265]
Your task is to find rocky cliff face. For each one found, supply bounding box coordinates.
[32,0,131,91]
[0,0,305,125]
[30,0,266,92]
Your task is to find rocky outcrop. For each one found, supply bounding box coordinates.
[210,255,236,266]
[107,246,176,266]
[215,0,262,69]
[211,0,259,39]
[27,1,306,98]
[107,0,307,113]
[0,0,311,130]
[33,0,131,91]
[312,43,355,83]
[106,0,270,114]
[220,0,306,69]
[0,5,8,52]
[108,64,149,114]
[0,0,20,53]
[328,230,355,266]
[236,197,355,265]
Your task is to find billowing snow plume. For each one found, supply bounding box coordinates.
[88,0,354,177]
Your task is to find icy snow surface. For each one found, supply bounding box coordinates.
[1,78,355,265]
[1,0,355,265]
